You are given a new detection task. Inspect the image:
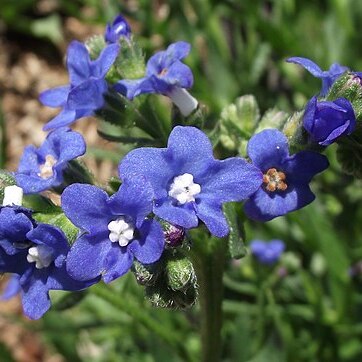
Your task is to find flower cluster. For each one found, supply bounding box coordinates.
[1,13,357,319]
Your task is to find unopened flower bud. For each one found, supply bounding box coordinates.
[132,260,162,287]
[165,255,195,292]
[162,222,185,247]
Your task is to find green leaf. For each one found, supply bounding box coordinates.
[52,291,88,311]
[223,202,247,259]
[97,130,160,146]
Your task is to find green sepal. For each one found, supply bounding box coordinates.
[256,108,289,134]
[219,95,260,151]
[337,125,362,178]
[0,170,16,204]
[51,290,88,311]
[223,202,247,259]
[282,111,309,152]
[327,72,362,120]
[171,103,205,129]
[85,35,106,60]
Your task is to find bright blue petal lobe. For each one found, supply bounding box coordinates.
[66,41,91,85]
[43,109,77,131]
[66,232,111,281]
[67,78,108,110]
[247,129,289,170]
[128,219,165,264]
[62,184,111,233]
[91,44,120,78]
[303,97,356,146]
[39,86,70,107]
[286,57,323,77]
[108,177,154,229]
[102,245,134,283]
[1,274,21,300]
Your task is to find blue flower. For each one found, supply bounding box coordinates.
[250,239,285,265]
[40,41,120,130]
[119,126,263,237]
[61,177,165,283]
[114,41,195,103]
[0,206,35,256]
[244,129,329,222]
[105,14,131,43]
[286,57,348,96]
[16,128,86,194]
[0,217,94,319]
[303,96,356,146]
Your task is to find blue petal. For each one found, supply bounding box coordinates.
[21,273,51,320]
[196,199,230,237]
[128,219,164,264]
[16,173,57,194]
[46,264,99,290]
[61,184,111,233]
[114,78,156,99]
[67,79,108,111]
[200,157,262,203]
[26,224,69,260]
[244,185,315,222]
[247,129,289,170]
[102,245,133,283]
[286,57,323,77]
[285,151,329,184]
[154,197,199,229]
[43,109,77,131]
[164,61,193,89]
[0,248,30,274]
[119,147,173,199]
[49,128,86,163]
[17,145,43,173]
[166,41,191,61]
[91,44,120,78]
[66,232,111,281]
[0,208,34,254]
[39,86,70,107]
[108,177,154,229]
[66,41,91,86]
[167,126,215,176]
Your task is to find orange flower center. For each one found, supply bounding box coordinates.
[263,168,287,192]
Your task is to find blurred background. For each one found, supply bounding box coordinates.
[1,0,362,361]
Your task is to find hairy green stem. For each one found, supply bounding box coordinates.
[188,231,228,362]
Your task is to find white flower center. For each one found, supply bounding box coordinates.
[168,173,201,204]
[108,216,135,247]
[27,245,54,269]
[38,155,57,179]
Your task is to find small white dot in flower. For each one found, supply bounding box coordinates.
[27,245,54,269]
[108,216,135,247]
[168,173,201,205]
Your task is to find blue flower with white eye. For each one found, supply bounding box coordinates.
[105,14,131,43]
[61,177,165,283]
[250,239,285,265]
[115,42,197,116]
[119,126,263,237]
[286,57,348,96]
[244,129,329,222]
[0,214,96,319]
[40,41,119,130]
[303,96,356,146]
[16,128,86,194]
